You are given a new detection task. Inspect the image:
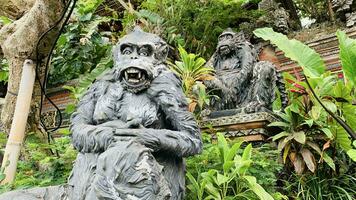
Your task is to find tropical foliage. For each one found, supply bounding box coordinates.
[48,0,115,86]
[169,46,215,114]
[185,133,277,200]
[254,28,356,175]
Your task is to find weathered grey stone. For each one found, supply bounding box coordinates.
[204,28,287,115]
[0,27,202,200]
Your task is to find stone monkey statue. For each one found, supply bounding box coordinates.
[0,27,202,200]
[68,27,202,200]
[205,28,287,114]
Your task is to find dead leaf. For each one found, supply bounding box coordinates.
[189,102,197,112]
[323,140,331,151]
[301,148,317,173]
[293,155,305,175]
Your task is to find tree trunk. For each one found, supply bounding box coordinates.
[0,0,66,134]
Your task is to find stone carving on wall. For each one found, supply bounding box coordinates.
[204,28,287,115]
[0,27,202,200]
[332,0,356,27]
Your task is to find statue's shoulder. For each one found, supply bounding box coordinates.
[84,68,122,98]
[151,68,182,88]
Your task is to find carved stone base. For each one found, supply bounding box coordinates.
[200,111,278,141]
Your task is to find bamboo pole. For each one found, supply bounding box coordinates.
[1,59,36,184]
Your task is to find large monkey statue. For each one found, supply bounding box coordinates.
[0,27,202,200]
[205,28,287,114]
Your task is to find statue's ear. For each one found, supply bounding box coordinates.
[155,42,169,62]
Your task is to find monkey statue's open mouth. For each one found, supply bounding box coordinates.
[123,67,147,84]
[120,66,152,93]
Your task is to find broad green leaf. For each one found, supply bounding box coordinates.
[271,131,290,141]
[321,128,334,139]
[226,140,243,162]
[186,172,201,198]
[242,144,252,161]
[321,101,337,113]
[322,152,336,171]
[254,28,325,78]
[268,121,290,128]
[283,144,291,163]
[205,183,221,200]
[336,30,356,86]
[335,126,352,151]
[304,119,314,127]
[293,131,306,144]
[0,16,12,25]
[306,141,322,155]
[278,135,294,151]
[310,105,322,120]
[216,173,229,186]
[342,104,356,132]
[243,176,274,200]
[217,133,228,163]
[347,149,356,162]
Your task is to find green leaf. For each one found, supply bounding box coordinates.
[293,131,306,144]
[335,126,352,151]
[226,140,243,162]
[347,149,356,162]
[0,16,12,25]
[311,105,322,120]
[321,128,334,139]
[243,175,274,200]
[306,141,322,155]
[271,131,290,141]
[216,173,229,186]
[242,144,252,161]
[254,28,325,78]
[322,152,336,171]
[322,101,337,113]
[304,119,314,127]
[268,121,290,128]
[336,30,356,86]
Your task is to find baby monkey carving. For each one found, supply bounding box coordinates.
[68,27,202,200]
[205,28,287,114]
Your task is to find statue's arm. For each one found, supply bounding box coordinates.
[115,72,202,157]
[70,82,115,153]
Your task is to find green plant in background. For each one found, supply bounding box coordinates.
[0,59,9,83]
[139,0,263,58]
[254,28,356,175]
[48,0,115,86]
[253,27,356,199]
[169,45,215,114]
[283,168,356,200]
[0,130,77,193]
[185,133,278,200]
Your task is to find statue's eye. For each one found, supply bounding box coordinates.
[138,47,150,56]
[122,47,132,55]
[226,35,233,39]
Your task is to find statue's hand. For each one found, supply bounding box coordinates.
[98,119,142,129]
[114,128,159,150]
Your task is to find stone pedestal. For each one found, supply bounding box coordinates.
[200,111,278,141]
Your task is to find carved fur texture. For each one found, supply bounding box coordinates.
[68,27,202,200]
[205,28,287,113]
